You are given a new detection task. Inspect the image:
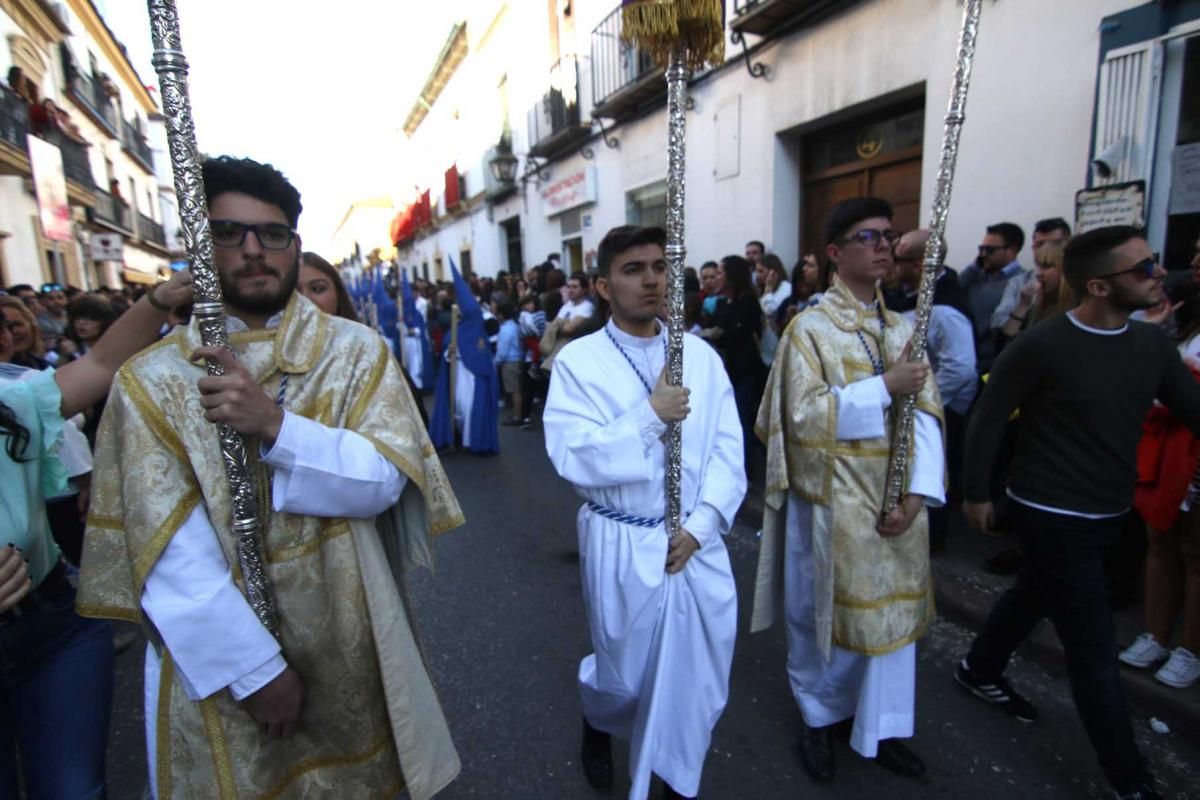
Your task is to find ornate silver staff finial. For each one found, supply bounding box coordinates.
[146,0,280,635]
[881,0,983,518]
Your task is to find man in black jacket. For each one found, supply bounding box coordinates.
[956,226,1200,800]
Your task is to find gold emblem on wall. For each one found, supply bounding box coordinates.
[856,128,884,160]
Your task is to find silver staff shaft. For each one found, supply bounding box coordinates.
[663,47,691,540]
[881,0,983,518]
[147,0,280,635]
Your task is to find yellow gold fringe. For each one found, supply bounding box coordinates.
[621,0,725,70]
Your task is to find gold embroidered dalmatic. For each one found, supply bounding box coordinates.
[750,281,944,659]
[77,293,465,800]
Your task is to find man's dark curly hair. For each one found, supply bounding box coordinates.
[202,156,302,228]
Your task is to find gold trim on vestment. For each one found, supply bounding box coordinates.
[833,614,931,656]
[120,369,189,463]
[85,513,123,530]
[156,654,175,800]
[362,433,466,536]
[199,697,238,800]
[258,734,397,800]
[834,583,932,610]
[347,340,388,431]
[275,299,328,374]
[74,601,141,623]
[132,487,202,592]
[267,519,352,564]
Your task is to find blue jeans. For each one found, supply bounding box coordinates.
[0,566,114,800]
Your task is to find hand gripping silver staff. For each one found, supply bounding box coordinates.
[621,0,724,539]
[881,0,983,519]
[147,0,280,635]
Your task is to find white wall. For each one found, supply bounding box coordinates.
[400,0,1150,282]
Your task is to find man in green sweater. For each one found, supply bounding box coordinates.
[956,225,1200,800]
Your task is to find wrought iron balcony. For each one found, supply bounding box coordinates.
[122,120,154,173]
[137,211,166,248]
[526,55,591,159]
[590,4,664,119]
[0,86,97,199]
[89,188,133,233]
[66,69,120,138]
[53,133,97,190]
[731,0,855,37]
[0,84,30,161]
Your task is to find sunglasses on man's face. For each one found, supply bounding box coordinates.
[978,244,1006,255]
[1096,256,1158,282]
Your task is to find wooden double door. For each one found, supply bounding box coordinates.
[802,146,923,259]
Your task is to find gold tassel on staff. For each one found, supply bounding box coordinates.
[146,0,280,635]
[621,0,724,539]
[881,0,983,518]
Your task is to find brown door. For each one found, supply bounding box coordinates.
[868,157,923,235]
[803,150,923,258]
[802,172,867,260]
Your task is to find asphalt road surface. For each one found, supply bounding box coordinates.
[104,422,1199,799]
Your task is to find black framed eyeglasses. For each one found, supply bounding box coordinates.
[977,244,1006,255]
[841,228,900,248]
[210,220,296,250]
[1096,256,1157,281]
[40,282,63,293]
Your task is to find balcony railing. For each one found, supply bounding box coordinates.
[0,86,97,194]
[90,189,133,232]
[731,0,854,37]
[590,5,664,119]
[527,55,591,158]
[122,119,154,173]
[137,211,166,248]
[52,133,97,190]
[0,84,30,155]
[66,69,119,137]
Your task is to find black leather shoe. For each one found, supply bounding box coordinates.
[581,717,612,790]
[875,738,925,778]
[798,721,834,783]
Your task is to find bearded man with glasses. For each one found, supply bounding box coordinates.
[957,226,1200,800]
[77,156,464,798]
[752,197,945,785]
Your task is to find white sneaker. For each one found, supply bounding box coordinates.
[1154,647,1200,689]
[1118,633,1169,668]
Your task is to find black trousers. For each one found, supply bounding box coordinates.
[965,502,1145,792]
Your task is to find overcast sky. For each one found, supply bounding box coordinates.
[98,0,468,257]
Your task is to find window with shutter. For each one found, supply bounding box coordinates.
[1093,41,1163,187]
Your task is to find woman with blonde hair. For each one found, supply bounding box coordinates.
[999,240,1073,337]
[0,295,48,369]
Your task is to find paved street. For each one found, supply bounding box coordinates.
[106,422,1200,799]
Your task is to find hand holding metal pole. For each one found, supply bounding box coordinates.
[147,0,279,635]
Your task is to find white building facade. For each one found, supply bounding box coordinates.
[388,0,1200,280]
[0,0,174,291]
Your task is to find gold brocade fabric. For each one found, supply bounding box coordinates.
[77,293,464,800]
[750,281,944,658]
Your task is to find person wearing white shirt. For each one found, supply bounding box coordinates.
[545,226,745,800]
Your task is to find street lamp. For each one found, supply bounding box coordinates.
[488,149,518,184]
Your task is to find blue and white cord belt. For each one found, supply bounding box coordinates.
[586,501,664,529]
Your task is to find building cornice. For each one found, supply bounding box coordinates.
[66,0,157,115]
[402,21,469,137]
[0,0,70,51]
